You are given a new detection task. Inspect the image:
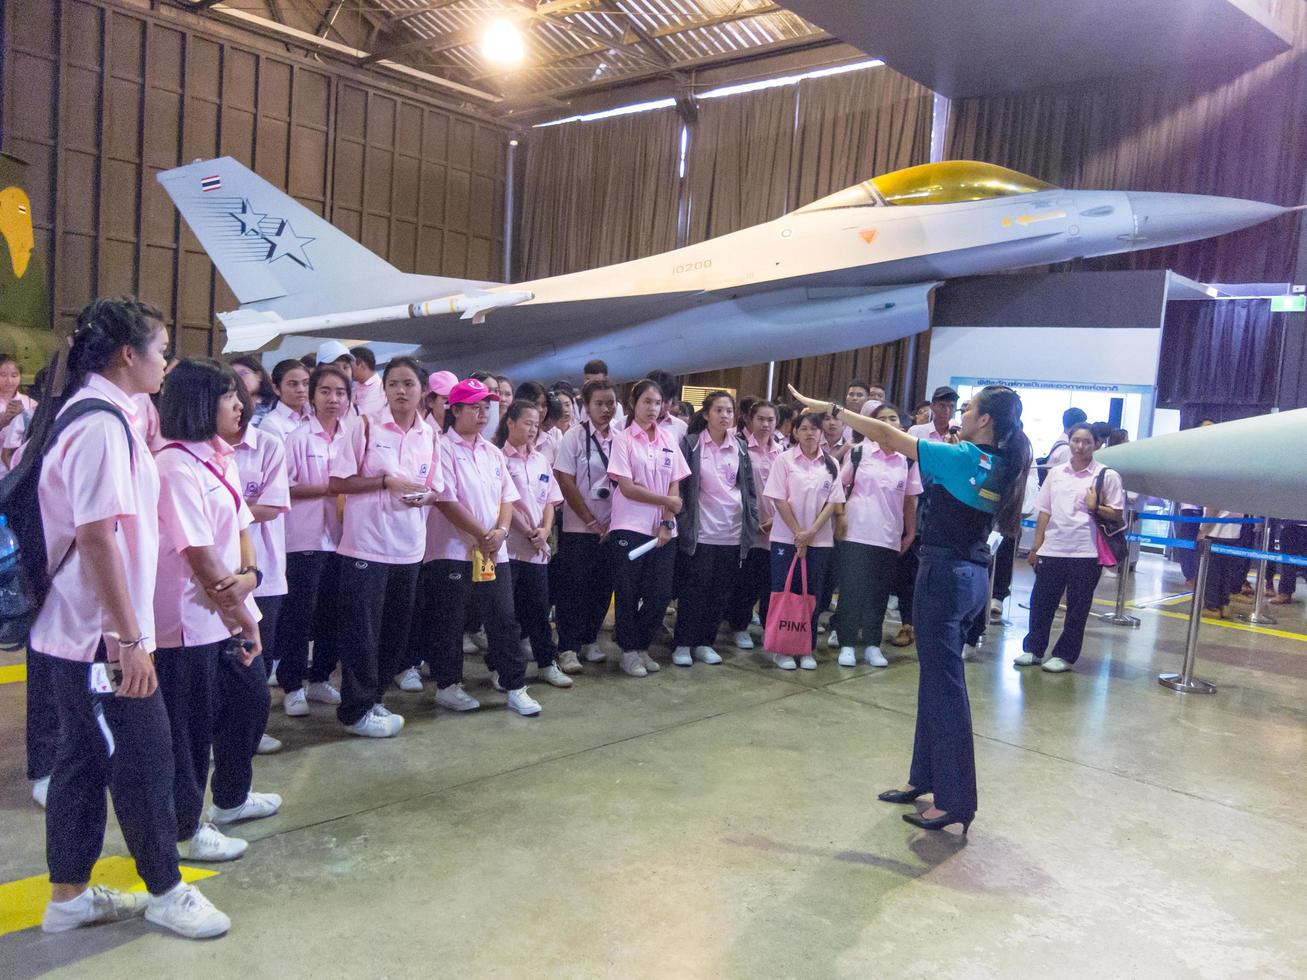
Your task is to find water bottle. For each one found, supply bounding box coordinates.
[0,514,27,623]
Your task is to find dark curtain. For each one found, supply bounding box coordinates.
[1158,300,1283,424]
[946,0,1307,284]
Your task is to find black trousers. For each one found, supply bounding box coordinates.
[1177,508,1202,580]
[275,550,341,692]
[406,560,441,674]
[428,559,525,690]
[156,640,270,837]
[1277,523,1307,597]
[335,557,420,726]
[726,546,771,632]
[1204,550,1243,609]
[27,646,58,780]
[834,541,898,646]
[254,593,283,669]
[510,560,557,668]
[894,540,920,627]
[1024,556,1103,664]
[768,543,833,653]
[554,532,614,652]
[993,535,1016,602]
[674,544,741,647]
[40,650,181,894]
[908,548,987,815]
[609,531,676,652]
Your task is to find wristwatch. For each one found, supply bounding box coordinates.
[238,565,264,588]
[659,519,676,530]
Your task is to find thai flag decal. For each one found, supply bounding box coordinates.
[200,174,222,193]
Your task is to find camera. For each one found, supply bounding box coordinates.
[589,484,612,501]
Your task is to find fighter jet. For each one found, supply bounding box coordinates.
[158,157,1300,380]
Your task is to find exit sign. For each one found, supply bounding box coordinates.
[1271,295,1307,313]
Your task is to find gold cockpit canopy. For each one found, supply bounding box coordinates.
[792,161,1058,213]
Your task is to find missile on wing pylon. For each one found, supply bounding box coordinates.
[1096,409,1307,521]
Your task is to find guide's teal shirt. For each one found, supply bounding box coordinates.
[916,440,1019,564]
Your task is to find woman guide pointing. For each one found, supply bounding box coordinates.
[788,383,1032,834]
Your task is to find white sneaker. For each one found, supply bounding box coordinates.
[672,646,693,666]
[256,733,282,755]
[33,775,50,808]
[178,822,247,862]
[693,646,722,664]
[470,629,489,651]
[989,601,1003,623]
[639,650,661,673]
[1042,657,1072,673]
[490,670,506,692]
[145,883,230,939]
[539,664,573,688]
[346,706,404,737]
[557,650,584,674]
[507,687,542,716]
[837,646,857,667]
[208,791,282,825]
[395,667,423,692]
[266,660,279,687]
[435,683,481,711]
[962,644,979,661]
[582,643,606,663]
[887,595,899,611]
[799,655,817,670]
[620,651,648,677]
[42,884,148,933]
[826,630,840,649]
[462,633,478,655]
[751,611,761,626]
[864,646,889,668]
[1013,652,1042,667]
[773,654,797,670]
[283,688,310,717]
[732,631,754,650]
[306,680,341,704]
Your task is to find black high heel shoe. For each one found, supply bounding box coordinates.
[877,787,928,804]
[903,811,973,834]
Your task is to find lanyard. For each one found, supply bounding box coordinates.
[162,442,242,515]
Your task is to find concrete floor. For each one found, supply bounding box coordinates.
[2,554,1306,979]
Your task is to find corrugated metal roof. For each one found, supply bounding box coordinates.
[365,1,829,103]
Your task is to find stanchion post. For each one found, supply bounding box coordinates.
[1240,518,1278,626]
[1097,506,1141,628]
[1160,539,1217,694]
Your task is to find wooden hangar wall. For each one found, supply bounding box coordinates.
[0,0,509,357]
[520,65,935,406]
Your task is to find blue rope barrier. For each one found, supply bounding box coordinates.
[1210,543,1307,568]
[1143,514,1263,525]
[1127,532,1195,550]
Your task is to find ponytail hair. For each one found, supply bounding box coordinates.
[66,297,163,396]
[686,390,734,438]
[493,399,538,447]
[972,384,1033,537]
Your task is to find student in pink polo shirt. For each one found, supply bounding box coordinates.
[276,363,350,717]
[495,401,571,688]
[222,378,292,756]
[154,359,274,866]
[32,299,229,939]
[763,411,845,670]
[552,379,619,670]
[328,356,440,737]
[726,399,781,650]
[671,392,759,667]
[607,378,690,677]
[348,345,387,420]
[426,379,539,716]
[834,402,922,669]
[259,359,312,443]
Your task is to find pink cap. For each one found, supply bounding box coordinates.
[448,378,500,406]
[428,370,458,397]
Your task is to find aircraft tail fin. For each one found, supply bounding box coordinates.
[157,157,401,305]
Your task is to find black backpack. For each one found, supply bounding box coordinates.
[1035,440,1068,486]
[0,394,134,650]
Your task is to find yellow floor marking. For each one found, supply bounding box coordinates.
[1089,597,1307,644]
[0,856,218,936]
[0,663,26,685]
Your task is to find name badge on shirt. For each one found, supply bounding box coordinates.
[245,480,260,497]
[661,448,673,467]
[971,451,993,487]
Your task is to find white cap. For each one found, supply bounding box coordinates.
[316,340,354,364]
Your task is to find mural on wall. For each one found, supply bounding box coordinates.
[0,153,59,379]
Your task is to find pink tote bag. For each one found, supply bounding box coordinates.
[764,555,816,656]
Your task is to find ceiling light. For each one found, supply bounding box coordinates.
[482,19,525,66]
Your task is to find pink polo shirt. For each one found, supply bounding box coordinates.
[553,421,615,534]
[31,375,161,661]
[234,425,291,596]
[284,415,345,553]
[746,432,781,550]
[353,374,387,421]
[332,408,440,565]
[428,430,520,563]
[840,443,922,550]
[616,412,688,443]
[259,401,312,443]
[908,422,950,444]
[155,437,260,649]
[607,422,690,537]
[695,430,743,546]
[503,440,563,564]
[764,447,846,548]
[537,426,563,468]
[1036,460,1124,558]
[0,392,38,468]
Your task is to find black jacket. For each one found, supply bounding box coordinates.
[676,430,760,559]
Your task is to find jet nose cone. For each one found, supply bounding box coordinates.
[1124,192,1289,249]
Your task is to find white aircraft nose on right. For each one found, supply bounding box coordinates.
[1124,191,1291,249]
